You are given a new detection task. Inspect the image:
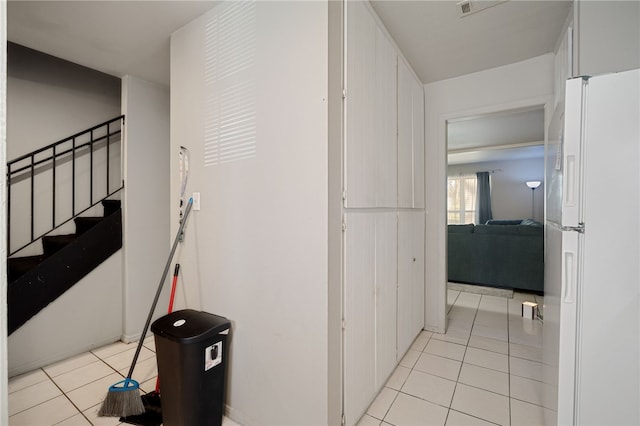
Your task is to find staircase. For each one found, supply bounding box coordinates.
[6,116,125,335]
[7,200,122,334]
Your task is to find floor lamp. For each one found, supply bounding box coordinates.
[526,180,541,220]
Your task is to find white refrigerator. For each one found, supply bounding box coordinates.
[544,69,640,425]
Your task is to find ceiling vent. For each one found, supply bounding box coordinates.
[457,0,508,18]
[458,1,473,15]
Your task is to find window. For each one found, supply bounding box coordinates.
[448,175,477,224]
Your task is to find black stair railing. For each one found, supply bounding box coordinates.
[7,115,125,256]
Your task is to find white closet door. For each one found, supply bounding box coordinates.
[397,59,414,208]
[345,0,397,208]
[397,59,425,208]
[397,211,425,356]
[374,27,397,208]
[343,212,397,424]
[375,212,398,388]
[412,75,425,208]
[343,212,376,425]
[346,0,376,208]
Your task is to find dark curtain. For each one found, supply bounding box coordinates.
[476,171,493,224]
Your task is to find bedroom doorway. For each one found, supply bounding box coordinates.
[445,106,546,298]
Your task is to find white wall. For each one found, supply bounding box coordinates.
[6,43,121,160]
[7,253,123,376]
[6,44,125,376]
[1,1,9,422]
[6,43,122,256]
[327,2,343,424]
[448,157,545,222]
[170,2,332,424]
[120,76,170,342]
[424,54,555,332]
[575,0,640,77]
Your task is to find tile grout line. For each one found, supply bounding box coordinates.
[57,343,147,424]
[7,369,50,396]
[445,291,481,426]
[388,331,443,424]
[380,387,400,424]
[7,368,62,419]
[447,408,502,426]
[405,293,546,424]
[370,345,418,424]
[461,294,511,425]
[8,341,157,426]
[41,367,93,426]
[362,291,546,426]
[507,296,513,426]
[8,352,119,423]
[410,292,546,425]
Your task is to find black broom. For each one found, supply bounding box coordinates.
[99,198,194,417]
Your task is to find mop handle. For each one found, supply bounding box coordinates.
[126,198,194,380]
[155,262,181,393]
[168,264,180,314]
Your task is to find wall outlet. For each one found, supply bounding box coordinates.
[192,192,201,211]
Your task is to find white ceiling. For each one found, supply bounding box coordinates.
[8,0,573,87]
[447,107,545,165]
[8,1,219,86]
[370,0,572,84]
[7,0,571,164]
[447,144,545,165]
[448,108,544,151]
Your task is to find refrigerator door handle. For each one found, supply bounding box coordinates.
[565,154,577,208]
[560,222,585,233]
[563,250,576,303]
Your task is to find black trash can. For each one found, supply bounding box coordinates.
[151,309,231,426]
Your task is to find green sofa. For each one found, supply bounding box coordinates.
[447,220,544,293]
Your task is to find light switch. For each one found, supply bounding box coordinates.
[192,192,201,211]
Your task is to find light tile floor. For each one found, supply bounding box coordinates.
[9,289,549,426]
[8,336,240,426]
[359,289,553,426]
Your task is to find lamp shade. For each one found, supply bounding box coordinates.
[526,180,541,189]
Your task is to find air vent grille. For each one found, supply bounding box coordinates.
[457,0,508,18]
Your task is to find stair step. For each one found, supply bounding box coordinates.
[7,255,47,282]
[74,217,103,235]
[8,209,123,334]
[102,199,121,216]
[42,234,77,256]
[7,201,119,283]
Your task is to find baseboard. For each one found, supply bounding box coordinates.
[8,335,122,378]
[120,331,148,344]
[447,282,514,298]
[225,403,252,426]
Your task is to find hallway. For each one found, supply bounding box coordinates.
[359,288,550,426]
[8,288,549,425]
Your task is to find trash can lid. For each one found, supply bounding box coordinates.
[151,309,231,344]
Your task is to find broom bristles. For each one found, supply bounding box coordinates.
[98,378,145,417]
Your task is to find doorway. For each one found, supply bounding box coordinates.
[447,106,545,223]
[445,106,546,303]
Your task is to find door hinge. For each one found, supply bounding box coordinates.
[561,222,585,233]
[342,319,346,330]
[342,220,347,232]
[341,413,346,426]
[342,89,347,100]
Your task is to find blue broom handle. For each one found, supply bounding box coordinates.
[126,198,194,379]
